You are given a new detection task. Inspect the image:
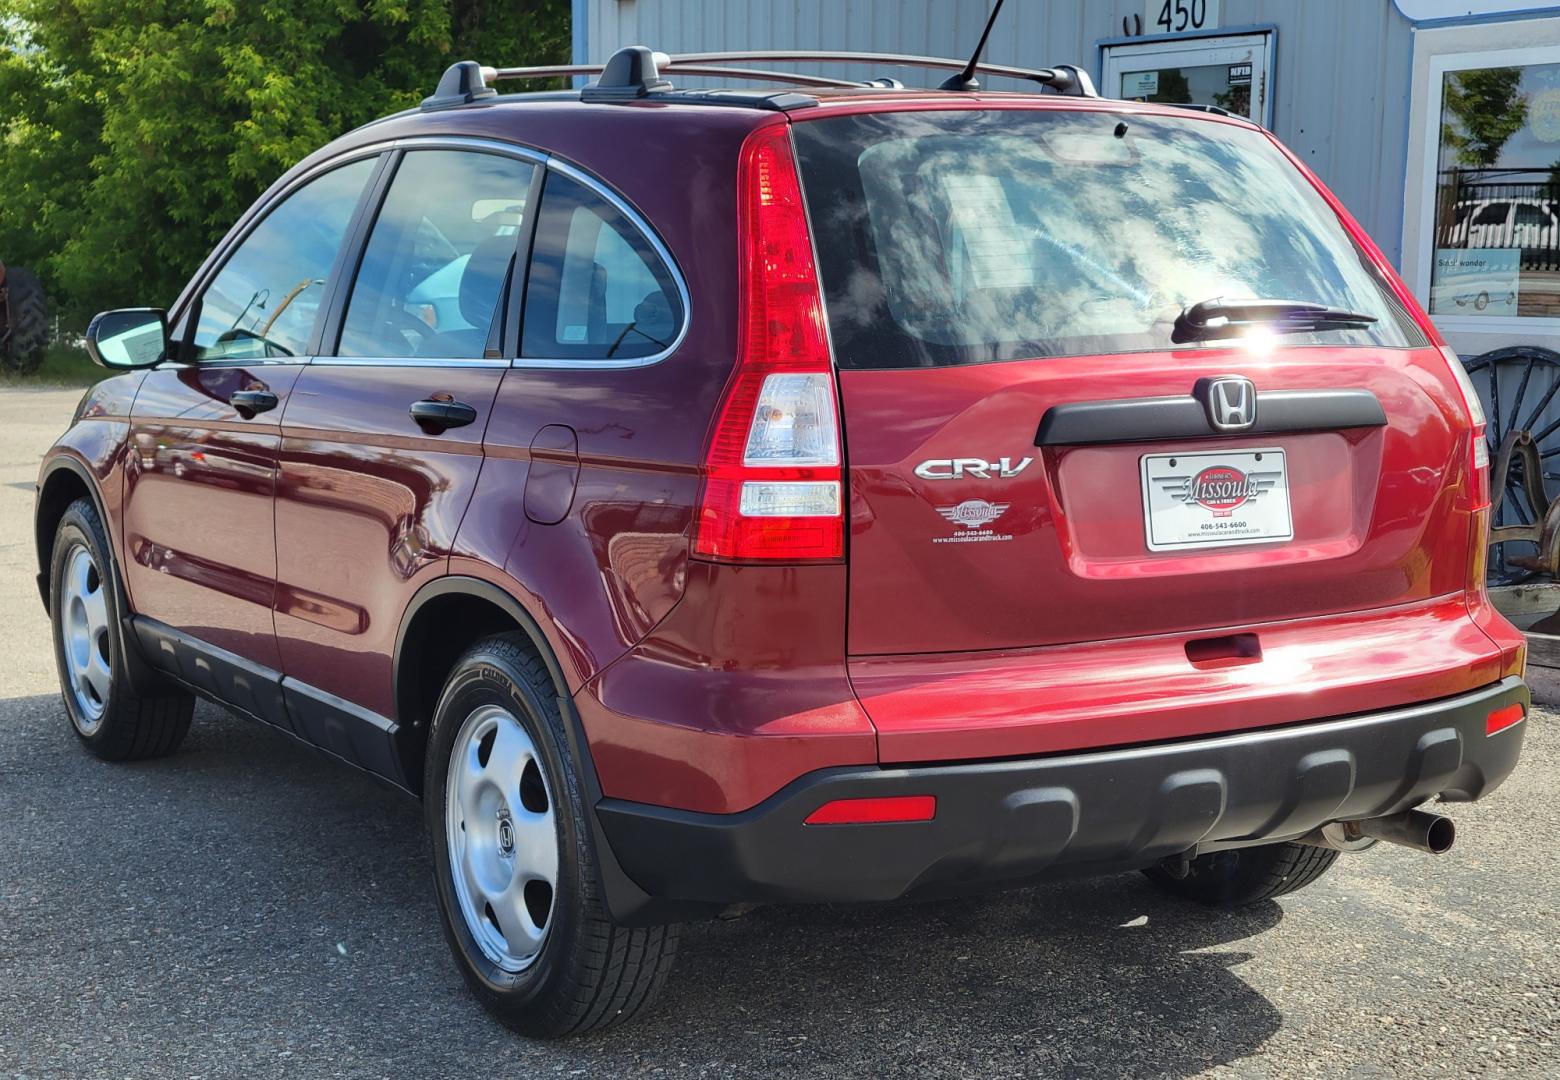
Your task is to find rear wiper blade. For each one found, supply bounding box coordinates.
[1172,297,1378,344]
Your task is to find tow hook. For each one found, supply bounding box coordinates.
[1297,809,1456,855]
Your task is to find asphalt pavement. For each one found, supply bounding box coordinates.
[1,385,1557,1078]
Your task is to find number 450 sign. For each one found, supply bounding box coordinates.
[1148,0,1220,34]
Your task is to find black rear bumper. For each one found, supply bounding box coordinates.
[596,677,1529,905]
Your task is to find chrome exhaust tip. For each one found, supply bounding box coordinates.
[1356,809,1456,854]
[1297,809,1456,855]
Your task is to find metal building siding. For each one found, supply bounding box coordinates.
[582,1,1412,259]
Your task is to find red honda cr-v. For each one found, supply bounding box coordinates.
[34,46,1529,1036]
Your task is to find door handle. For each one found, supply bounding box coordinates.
[409,398,478,433]
[229,389,279,418]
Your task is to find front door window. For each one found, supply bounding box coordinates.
[190,157,377,362]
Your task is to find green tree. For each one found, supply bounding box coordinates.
[0,1,567,325]
[1441,66,1529,168]
[1152,67,1190,103]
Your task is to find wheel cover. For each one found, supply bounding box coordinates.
[445,704,559,973]
[61,544,111,732]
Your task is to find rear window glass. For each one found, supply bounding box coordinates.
[792,110,1424,368]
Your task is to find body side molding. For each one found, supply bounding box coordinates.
[131,616,408,791]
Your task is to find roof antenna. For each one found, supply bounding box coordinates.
[940,0,1007,91]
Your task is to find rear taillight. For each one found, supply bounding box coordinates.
[1440,345,1493,604]
[1441,345,1490,511]
[694,124,844,562]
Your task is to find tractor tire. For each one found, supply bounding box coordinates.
[3,265,49,374]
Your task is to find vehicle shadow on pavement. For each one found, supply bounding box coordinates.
[1,699,1286,1078]
[640,879,1285,1076]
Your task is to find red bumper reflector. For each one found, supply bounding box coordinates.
[1486,703,1526,736]
[804,795,936,825]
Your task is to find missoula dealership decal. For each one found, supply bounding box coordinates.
[934,499,1015,543]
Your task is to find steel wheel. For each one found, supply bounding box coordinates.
[1461,346,1560,584]
[444,704,559,973]
[61,543,112,732]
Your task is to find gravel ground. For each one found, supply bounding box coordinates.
[1,386,1557,1079]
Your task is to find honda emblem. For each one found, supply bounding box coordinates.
[1200,377,1257,432]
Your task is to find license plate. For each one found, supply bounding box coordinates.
[1140,448,1293,552]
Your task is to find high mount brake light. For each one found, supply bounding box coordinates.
[693,124,845,563]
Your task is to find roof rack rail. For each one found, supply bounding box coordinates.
[422,44,1100,110]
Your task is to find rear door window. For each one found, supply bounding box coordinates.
[792,110,1423,368]
[520,171,683,362]
[337,149,536,360]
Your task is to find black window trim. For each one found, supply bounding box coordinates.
[166,134,690,371]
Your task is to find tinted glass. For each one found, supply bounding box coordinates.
[521,171,682,361]
[338,150,536,359]
[793,111,1422,369]
[191,158,376,361]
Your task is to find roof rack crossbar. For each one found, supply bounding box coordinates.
[487,59,864,91]
[479,47,1098,100]
[662,51,1098,96]
[659,64,864,89]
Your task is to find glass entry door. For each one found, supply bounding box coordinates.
[1102,32,1274,127]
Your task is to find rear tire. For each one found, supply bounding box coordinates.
[3,265,48,373]
[1142,841,1340,907]
[424,633,679,1037]
[49,497,194,760]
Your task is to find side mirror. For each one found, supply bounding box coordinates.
[85,308,169,369]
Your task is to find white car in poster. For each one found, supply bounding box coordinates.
[1433,268,1519,315]
[1443,198,1560,255]
[1451,285,1517,311]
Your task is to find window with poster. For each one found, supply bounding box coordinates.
[1424,49,1560,326]
[1101,29,1273,129]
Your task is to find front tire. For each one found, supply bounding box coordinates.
[425,634,678,1037]
[1142,841,1340,907]
[49,497,193,760]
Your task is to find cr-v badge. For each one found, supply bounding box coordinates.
[915,456,1033,480]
